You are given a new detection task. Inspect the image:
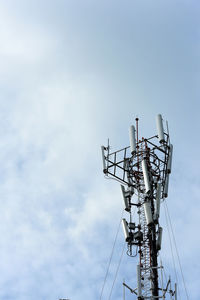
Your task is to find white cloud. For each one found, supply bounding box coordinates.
[0,0,198,299]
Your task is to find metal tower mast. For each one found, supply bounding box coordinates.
[101,114,176,299]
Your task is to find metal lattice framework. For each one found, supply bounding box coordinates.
[101,115,177,299]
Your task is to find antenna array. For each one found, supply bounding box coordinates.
[101,114,176,299]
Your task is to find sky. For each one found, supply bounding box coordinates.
[0,0,199,299]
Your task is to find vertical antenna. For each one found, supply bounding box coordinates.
[136,118,139,174]
[166,120,170,143]
[136,117,139,146]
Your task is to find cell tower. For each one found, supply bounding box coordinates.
[101,114,176,299]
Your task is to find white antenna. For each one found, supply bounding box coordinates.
[142,159,151,193]
[164,173,169,198]
[156,114,165,143]
[167,144,173,173]
[101,146,106,172]
[156,227,163,251]
[121,219,130,242]
[121,185,131,212]
[144,201,153,225]
[129,125,136,154]
[155,183,161,219]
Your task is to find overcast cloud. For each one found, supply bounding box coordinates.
[0,1,199,299]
